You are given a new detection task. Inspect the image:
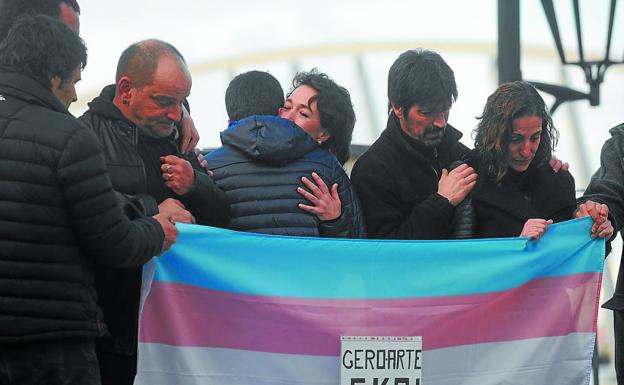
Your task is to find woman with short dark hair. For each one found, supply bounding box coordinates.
[281,71,356,165]
[208,69,365,238]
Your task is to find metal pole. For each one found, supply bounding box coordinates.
[497,0,522,84]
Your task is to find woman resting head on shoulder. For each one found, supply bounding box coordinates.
[276,70,362,230]
[208,69,365,238]
[467,80,612,240]
[279,70,355,165]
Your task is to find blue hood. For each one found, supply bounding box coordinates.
[220,115,318,165]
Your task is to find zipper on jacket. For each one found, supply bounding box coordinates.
[431,147,439,179]
[136,127,149,191]
[126,122,149,191]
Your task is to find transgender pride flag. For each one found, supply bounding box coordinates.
[136,217,604,385]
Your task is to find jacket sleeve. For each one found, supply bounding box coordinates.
[177,154,230,227]
[448,159,475,239]
[351,158,456,240]
[318,165,366,238]
[580,132,624,233]
[58,127,164,267]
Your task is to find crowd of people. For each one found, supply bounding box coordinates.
[0,1,622,385]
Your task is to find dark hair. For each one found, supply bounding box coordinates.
[0,0,79,40]
[115,39,186,88]
[473,81,558,183]
[225,70,284,121]
[288,69,355,164]
[387,49,457,117]
[0,14,87,89]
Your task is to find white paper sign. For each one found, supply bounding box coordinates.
[340,336,422,385]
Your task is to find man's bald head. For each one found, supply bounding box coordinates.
[113,39,191,138]
[115,39,187,89]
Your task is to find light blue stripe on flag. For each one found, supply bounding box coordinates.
[152,217,603,299]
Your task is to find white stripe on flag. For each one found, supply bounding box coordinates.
[135,332,594,385]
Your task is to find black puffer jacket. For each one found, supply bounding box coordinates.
[351,114,470,239]
[0,72,164,344]
[206,116,365,238]
[79,85,229,356]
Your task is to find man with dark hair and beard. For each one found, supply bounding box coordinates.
[351,49,477,239]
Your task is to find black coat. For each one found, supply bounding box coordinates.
[466,156,576,238]
[0,72,163,344]
[351,114,470,239]
[79,85,229,356]
[582,123,624,310]
[206,116,365,238]
[580,123,624,381]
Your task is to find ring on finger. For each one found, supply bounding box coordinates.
[166,164,172,173]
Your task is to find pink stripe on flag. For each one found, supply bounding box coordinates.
[140,273,600,355]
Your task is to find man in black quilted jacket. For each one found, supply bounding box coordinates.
[0,15,177,385]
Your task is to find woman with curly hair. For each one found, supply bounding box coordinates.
[455,81,596,239]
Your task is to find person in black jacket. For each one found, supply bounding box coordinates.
[351,49,477,239]
[207,70,365,238]
[78,39,230,385]
[576,123,624,383]
[459,81,612,239]
[0,0,80,39]
[0,16,177,385]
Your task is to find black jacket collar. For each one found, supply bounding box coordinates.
[85,84,127,122]
[0,71,68,114]
[472,162,566,221]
